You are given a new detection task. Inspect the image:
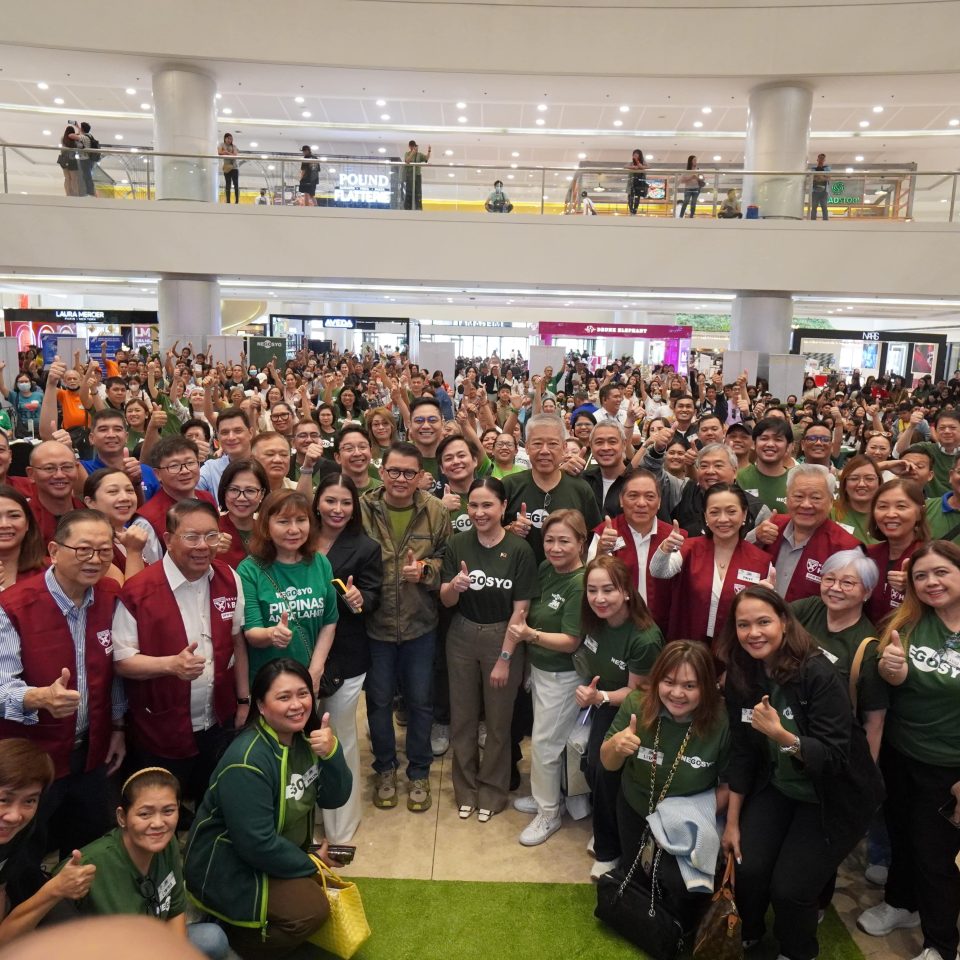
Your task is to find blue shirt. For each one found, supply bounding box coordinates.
[197,455,231,497]
[80,456,160,501]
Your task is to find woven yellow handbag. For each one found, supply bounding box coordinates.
[306,855,371,959]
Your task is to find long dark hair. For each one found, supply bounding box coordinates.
[702,483,749,540]
[312,472,362,535]
[0,484,45,573]
[247,659,322,735]
[580,555,655,637]
[715,586,820,696]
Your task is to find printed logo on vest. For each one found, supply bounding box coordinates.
[212,595,237,621]
[805,558,823,584]
[96,629,113,655]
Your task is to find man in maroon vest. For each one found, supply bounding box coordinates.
[24,440,84,545]
[750,462,861,602]
[0,508,125,858]
[113,498,248,805]
[137,436,217,543]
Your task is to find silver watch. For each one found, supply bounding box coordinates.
[779,735,801,756]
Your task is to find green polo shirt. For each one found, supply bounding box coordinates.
[577,619,662,690]
[791,597,877,687]
[912,441,958,497]
[527,562,584,673]
[736,464,788,512]
[924,493,960,540]
[829,507,877,546]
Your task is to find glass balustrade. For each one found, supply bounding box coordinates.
[0,143,954,223]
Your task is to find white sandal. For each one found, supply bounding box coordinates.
[478,808,493,823]
[458,805,474,819]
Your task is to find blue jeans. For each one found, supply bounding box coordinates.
[187,921,231,959]
[811,189,828,219]
[679,188,700,218]
[79,159,96,196]
[366,632,436,780]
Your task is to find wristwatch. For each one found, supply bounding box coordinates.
[600,690,610,705]
[499,650,512,662]
[779,735,801,756]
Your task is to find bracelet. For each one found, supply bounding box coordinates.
[236,697,251,705]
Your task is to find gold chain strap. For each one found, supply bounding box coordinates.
[648,718,693,816]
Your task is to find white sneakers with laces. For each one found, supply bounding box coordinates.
[856,901,921,937]
[519,813,562,847]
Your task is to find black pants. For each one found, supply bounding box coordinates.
[403,177,423,210]
[30,740,111,862]
[223,168,239,203]
[616,790,708,933]
[130,724,235,805]
[881,742,960,959]
[586,702,622,862]
[627,186,646,215]
[433,604,454,725]
[737,783,842,960]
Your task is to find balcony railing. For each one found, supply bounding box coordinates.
[1,143,955,222]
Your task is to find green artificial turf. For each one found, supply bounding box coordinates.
[290,877,865,960]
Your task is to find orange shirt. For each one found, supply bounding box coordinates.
[57,388,90,430]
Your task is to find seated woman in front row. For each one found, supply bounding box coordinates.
[184,658,352,960]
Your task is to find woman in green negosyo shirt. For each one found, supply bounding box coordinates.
[830,455,882,545]
[439,477,538,821]
[238,490,338,693]
[506,510,587,847]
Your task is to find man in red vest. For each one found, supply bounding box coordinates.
[112,499,249,805]
[137,436,217,542]
[0,508,125,858]
[24,440,84,544]
[750,463,861,602]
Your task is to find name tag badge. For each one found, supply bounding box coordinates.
[820,647,839,664]
[741,708,754,724]
[613,536,626,552]
[745,488,759,497]
[942,648,960,671]
[737,569,760,584]
[838,523,855,535]
[636,746,664,766]
[584,636,599,653]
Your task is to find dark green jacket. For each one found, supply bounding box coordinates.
[183,717,351,928]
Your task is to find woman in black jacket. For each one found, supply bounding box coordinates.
[717,585,883,960]
[313,472,383,843]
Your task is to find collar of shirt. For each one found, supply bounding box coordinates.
[780,520,808,550]
[45,565,94,616]
[941,492,960,515]
[629,524,656,548]
[162,552,214,592]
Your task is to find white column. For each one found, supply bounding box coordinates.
[742,82,813,219]
[730,292,793,354]
[158,277,220,348]
[152,66,217,202]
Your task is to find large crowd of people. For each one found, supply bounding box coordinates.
[0,341,956,960]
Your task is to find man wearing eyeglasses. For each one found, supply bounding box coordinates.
[798,421,837,472]
[112,499,248,809]
[334,425,382,494]
[137,437,217,542]
[0,509,125,859]
[360,442,451,813]
[78,408,160,502]
[24,440,85,544]
[406,396,445,497]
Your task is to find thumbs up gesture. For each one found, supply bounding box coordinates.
[755,510,781,546]
[121,448,142,483]
[575,675,602,708]
[50,849,96,901]
[750,694,784,740]
[341,574,363,611]
[172,642,206,680]
[453,560,472,593]
[269,612,294,649]
[598,515,619,554]
[661,519,685,554]
[402,548,423,583]
[440,484,461,511]
[512,501,532,539]
[612,713,643,757]
[879,629,908,685]
[309,711,336,758]
[44,667,81,718]
[759,566,778,591]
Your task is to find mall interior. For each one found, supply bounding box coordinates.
[1,1,959,957]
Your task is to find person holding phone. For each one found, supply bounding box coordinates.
[857,541,960,960]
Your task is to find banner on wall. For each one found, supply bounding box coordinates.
[537,321,693,340]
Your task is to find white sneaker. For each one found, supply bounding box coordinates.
[589,857,619,881]
[513,795,565,816]
[864,863,889,886]
[911,949,953,960]
[586,833,596,857]
[857,901,921,937]
[430,723,449,757]
[477,722,487,749]
[519,813,562,847]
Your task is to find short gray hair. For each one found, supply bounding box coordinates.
[525,413,565,438]
[696,443,738,472]
[786,462,837,498]
[821,549,879,595]
[589,421,625,445]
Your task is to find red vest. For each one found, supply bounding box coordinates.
[217,513,250,570]
[0,575,119,779]
[865,539,921,626]
[119,560,238,758]
[667,537,772,645]
[136,488,217,541]
[592,514,677,630]
[762,515,861,602]
[4,476,33,496]
[25,483,84,545]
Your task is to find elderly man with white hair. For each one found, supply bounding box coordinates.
[750,463,862,602]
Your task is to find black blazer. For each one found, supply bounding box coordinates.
[725,652,884,853]
[583,465,627,519]
[325,530,384,679]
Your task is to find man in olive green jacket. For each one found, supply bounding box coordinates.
[360,442,451,813]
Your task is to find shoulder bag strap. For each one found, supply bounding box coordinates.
[256,561,314,662]
[848,636,876,714]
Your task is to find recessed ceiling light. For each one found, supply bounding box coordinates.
[448,172,455,178]
[380,114,390,121]
[458,116,468,123]
[619,105,630,113]
[53,97,64,105]
[701,106,712,114]
[41,129,51,136]
[693,120,703,128]
[510,163,518,169]
[859,120,869,128]
[294,96,305,104]
[855,155,864,162]
[444,149,453,156]
[301,110,311,118]
[566,175,573,181]
[507,174,515,180]
[130,147,138,153]
[36,82,48,90]
[377,147,386,154]
[950,119,960,127]
[577,152,587,160]
[845,166,854,173]
[215,94,222,100]
[647,153,655,160]
[267,165,275,171]
[311,144,319,150]
[250,141,258,147]
[320,156,327,161]
[536,118,545,125]
[613,119,623,127]
[456,101,467,109]
[872,105,884,113]
[140,103,151,110]
[328,167,336,173]
[537,103,548,112]
[712,155,722,161]
[125,87,136,95]
[114,133,123,140]
[222,107,233,115]
[375,99,386,107]
[260,154,268,159]
[511,151,520,158]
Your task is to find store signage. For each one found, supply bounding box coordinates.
[538,321,693,340]
[829,179,864,206]
[862,332,880,341]
[323,317,356,329]
[334,172,391,205]
[4,308,158,326]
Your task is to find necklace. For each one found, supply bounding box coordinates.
[648,717,694,816]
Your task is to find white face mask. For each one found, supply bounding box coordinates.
[17,382,31,393]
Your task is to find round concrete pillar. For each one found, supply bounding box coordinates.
[158,277,220,347]
[729,292,793,354]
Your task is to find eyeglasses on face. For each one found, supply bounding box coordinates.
[55,542,114,562]
[158,459,199,474]
[271,412,292,421]
[412,416,440,426]
[226,486,264,500]
[821,576,861,591]
[176,532,221,547]
[384,467,419,481]
[34,463,78,476]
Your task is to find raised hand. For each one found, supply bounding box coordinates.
[754,511,781,546]
[118,524,149,555]
[611,713,642,757]
[452,560,472,593]
[598,515,619,554]
[441,484,461,511]
[750,694,783,740]
[270,613,293,649]
[44,668,81,718]
[512,502,533,539]
[121,449,142,483]
[879,629,908,685]
[661,519,684,553]
[575,675,601,709]
[309,712,336,758]
[341,575,363,612]
[171,642,206,680]
[402,549,422,583]
[49,850,96,901]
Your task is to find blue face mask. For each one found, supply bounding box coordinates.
[17,382,31,393]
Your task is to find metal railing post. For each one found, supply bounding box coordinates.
[950,174,958,223]
[1,146,7,195]
[540,168,545,215]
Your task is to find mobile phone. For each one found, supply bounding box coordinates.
[938,798,960,829]
[308,843,356,865]
[332,578,361,613]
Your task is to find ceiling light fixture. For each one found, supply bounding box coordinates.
[53,97,64,105]
[712,154,721,161]
[613,119,623,127]
[701,106,712,114]
[301,110,311,118]
[215,94,222,100]
[294,96,304,104]
[456,101,467,109]
[380,113,390,121]
[855,154,864,162]
[859,120,869,128]
[872,105,884,113]
[577,152,587,160]
[693,120,703,128]
[457,116,468,123]
[222,107,233,115]
[536,118,545,125]
[36,82,48,90]
[845,166,854,172]
[537,103,548,112]
[260,154,268,159]
[140,103,151,110]
[250,141,258,147]
[950,119,960,127]
[378,147,386,153]
[619,105,630,113]
[376,99,386,107]
[114,133,123,140]
[41,129,51,136]
[125,87,136,95]
[444,149,453,156]
[511,151,520,158]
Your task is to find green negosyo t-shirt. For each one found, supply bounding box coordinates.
[527,561,584,673]
[736,463,788,513]
[577,619,663,691]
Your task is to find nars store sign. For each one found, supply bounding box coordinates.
[334,172,391,205]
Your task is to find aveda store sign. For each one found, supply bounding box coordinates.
[334,171,391,206]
